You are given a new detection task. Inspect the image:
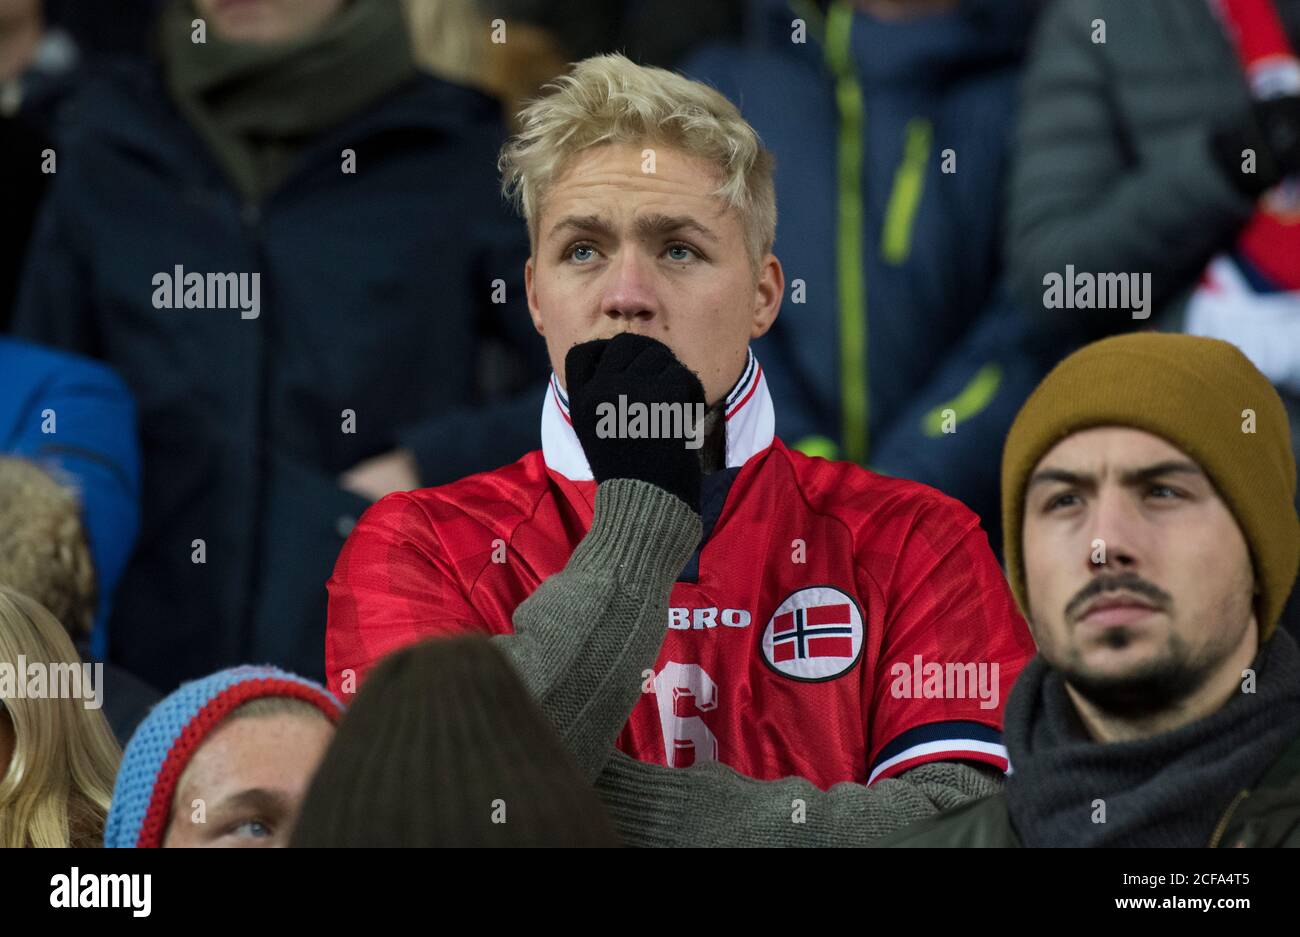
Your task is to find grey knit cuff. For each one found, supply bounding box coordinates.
[596,749,692,848]
[567,479,702,585]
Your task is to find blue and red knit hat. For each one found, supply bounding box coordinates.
[104,665,343,848]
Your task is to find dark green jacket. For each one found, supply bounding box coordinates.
[879,735,1300,848]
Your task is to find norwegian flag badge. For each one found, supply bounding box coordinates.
[760,586,864,681]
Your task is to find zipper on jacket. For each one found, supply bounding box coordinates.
[1207,789,1249,847]
[881,118,932,265]
[824,0,870,466]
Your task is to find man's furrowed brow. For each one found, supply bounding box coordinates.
[1119,460,1205,486]
[1027,460,1206,492]
[547,214,615,241]
[634,213,720,243]
[547,213,721,244]
[1027,467,1092,491]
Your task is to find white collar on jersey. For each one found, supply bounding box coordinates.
[541,347,776,481]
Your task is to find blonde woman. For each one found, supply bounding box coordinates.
[0,586,121,847]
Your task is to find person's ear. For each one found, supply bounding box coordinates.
[524,256,544,336]
[750,254,783,339]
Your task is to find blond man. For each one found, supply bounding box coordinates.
[327,54,1034,846]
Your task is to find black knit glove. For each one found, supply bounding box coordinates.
[1211,95,1300,198]
[565,333,705,510]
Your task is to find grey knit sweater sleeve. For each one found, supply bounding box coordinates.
[496,477,1003,844]
[594,751,1005,847]
[495,478,702,783]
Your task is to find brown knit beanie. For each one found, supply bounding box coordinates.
[1002,332,1299,639]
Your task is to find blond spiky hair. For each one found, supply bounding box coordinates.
[499,53,777,271]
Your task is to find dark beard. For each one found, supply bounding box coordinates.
[1058,632,1225,720]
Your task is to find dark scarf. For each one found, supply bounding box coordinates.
[157,0,415,202]
[699,398,727,475]
[1004,630,1300,847]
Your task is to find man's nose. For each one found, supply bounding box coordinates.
[1085,488,1146,573]
[598,248,658,324]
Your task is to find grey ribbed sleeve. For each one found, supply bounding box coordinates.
[496,478,702,783]
[594,751,1005,847]
[495,476,1003,846]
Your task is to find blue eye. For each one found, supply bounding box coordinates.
[567,244,596,263]
[231,819,272,838]
[666,243,697,262]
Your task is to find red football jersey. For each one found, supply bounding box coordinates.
[327,351,1035,789]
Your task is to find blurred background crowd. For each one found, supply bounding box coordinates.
[1,0,1298,751]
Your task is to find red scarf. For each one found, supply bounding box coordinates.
[1215,0,1300,290]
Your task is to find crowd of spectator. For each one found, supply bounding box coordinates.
[1,0,1298,848]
